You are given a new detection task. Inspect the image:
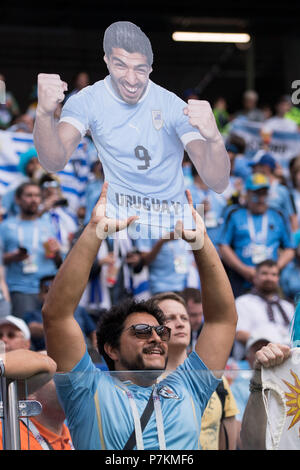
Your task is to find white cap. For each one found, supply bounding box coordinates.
[0,315,31,340]
[245,325,285,352]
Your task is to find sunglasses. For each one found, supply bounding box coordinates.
[126,324,171,342]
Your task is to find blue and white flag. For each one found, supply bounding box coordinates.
[229,118,300,174]
[0,130,93,214]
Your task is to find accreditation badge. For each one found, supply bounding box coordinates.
[22,255,38,274]
[251,244,268,264]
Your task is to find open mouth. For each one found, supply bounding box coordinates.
[143,348,164,356]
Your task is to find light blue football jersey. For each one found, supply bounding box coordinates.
[60,77,205,232]
[54,348,220,450]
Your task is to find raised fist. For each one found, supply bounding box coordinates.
[37,73,68,115]
[183,99,220,142]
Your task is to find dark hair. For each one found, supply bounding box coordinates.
[255,259,278,271]
[103,21,153,66]
[180,287,202,304]
[15,182,40,199]
[96,298,165,371]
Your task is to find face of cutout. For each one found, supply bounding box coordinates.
[104,48,152,105]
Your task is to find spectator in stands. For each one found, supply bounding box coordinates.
[0,314,74,450]
[235,90,265,122]
[233,259,294,360]
[24,275,97,351]
[187,166,227,248]
[218,173,295,297]
[2,147,43,218]
[40,182,237,450]
[0,315,31,351]
[0,182,62,318]
[16,362,74,450]
[249,152,298,231]
[262,95,299,133]
[137,228,190,295]
[7,114,34,134]
[152,291,239,450]
[0,74,20,129]
[83,160,104,225]
[180,287,203,352]
[38,174,78,258]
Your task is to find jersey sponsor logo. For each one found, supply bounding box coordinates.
[152,110,163,130]
[158,385,180,399]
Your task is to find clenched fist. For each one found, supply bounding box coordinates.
[37,73,68,116]
[183,99,221,142]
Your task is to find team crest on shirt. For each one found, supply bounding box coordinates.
[158,386,180,399]
[152,110,164,130]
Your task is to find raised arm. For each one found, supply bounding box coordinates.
[175,190,237,376]
[184,100,230,193]
[42,182,137,372]
[240,343,291,450]
[33,73,82,172]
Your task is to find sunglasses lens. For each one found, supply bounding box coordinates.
[156,326,170,341]
[131,324,170,341]
[134,324,152,338]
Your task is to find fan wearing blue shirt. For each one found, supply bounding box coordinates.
[33,21,230,232]
[41,182,237,450]
[0,182,61,318]
[218,173,295,297]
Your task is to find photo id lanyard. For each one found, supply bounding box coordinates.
[20,418,74,450]
[117,380,166,450]
[247,211,268,245]
[17,220,39,254]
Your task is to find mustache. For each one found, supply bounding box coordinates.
[142,345,165,355]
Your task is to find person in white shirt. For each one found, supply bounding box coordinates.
[262,95,298,134]
[233,259,294,359]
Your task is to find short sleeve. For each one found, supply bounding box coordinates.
[60,90,90,137]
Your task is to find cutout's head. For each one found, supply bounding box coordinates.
[103,21,153,104]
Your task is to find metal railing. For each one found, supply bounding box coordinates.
[0,376,42,450]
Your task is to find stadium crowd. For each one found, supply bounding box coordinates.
[0,68,299,450]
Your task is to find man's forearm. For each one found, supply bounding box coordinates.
[240,369,267,450]
[277,248,295,271]
[43,223,102,322]
[186,138,230,193]
[193,235,237,325]
[33,111,68,172]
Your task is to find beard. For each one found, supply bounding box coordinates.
[259,281,278,295]
[118,348,168,386]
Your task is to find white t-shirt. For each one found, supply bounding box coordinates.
[234,293,294,359]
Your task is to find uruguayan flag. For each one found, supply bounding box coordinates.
[0,130,34,194]
[229,117,300,174]
[0,130,94,215]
